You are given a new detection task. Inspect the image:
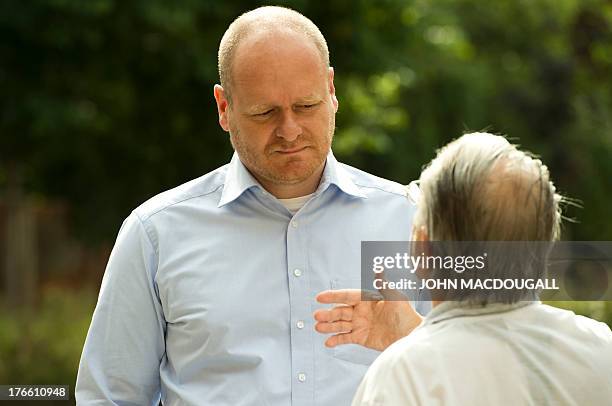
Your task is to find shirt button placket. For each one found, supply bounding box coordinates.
[287,216,313,405]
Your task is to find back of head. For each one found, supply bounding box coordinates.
[415,132,563,303]
[416,132,561,242]
[218,6,329,100]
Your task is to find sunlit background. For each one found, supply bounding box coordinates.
[1,0,611,398]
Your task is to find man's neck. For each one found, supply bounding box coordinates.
[254,166,325,199]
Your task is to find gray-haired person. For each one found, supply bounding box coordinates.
[316,132,612,405]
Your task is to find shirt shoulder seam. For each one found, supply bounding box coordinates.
[352,182,407,198]
[140,183,225,222]
[132,210,160,259]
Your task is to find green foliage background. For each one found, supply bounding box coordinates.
[0,0,610,390]
[2,0,610,241]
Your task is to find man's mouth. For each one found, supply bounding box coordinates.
[276,146,308,155]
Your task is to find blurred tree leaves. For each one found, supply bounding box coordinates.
[0,0,610,241]
[0,288,95,386]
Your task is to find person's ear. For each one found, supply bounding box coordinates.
[411,225,431,280]
[328,67,338,113]
[214,84,230,132]
[412,224,429,243]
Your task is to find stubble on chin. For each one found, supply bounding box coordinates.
[232,140,326,186]
[229,116,334,186]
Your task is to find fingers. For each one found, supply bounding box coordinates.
[314,320,353,334]
[313,305,353,322]
[315,289,362,305]
[324,332,357,348]
[314,305,353,335]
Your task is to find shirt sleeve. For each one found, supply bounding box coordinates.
[76,212,165,405]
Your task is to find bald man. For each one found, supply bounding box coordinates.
[76,6,427,405]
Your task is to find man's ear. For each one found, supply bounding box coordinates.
[411,224,430,258]
[412,224,429,243]
[328,67,338,113]
[412,225,431,280]
[214,84,230,132]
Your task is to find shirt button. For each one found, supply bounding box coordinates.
[296,320,305,329]
[293,269,302,277]
[291,220,298,228]
[297,373,306,382]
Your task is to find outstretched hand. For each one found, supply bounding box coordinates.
[313,289,423,351]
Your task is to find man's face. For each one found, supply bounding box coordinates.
[215,30,338,189]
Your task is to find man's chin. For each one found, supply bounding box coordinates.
[261,164,321,186]
[265,172,316,186]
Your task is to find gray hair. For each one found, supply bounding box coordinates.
[218,6,330,102]
[415,132,563,303]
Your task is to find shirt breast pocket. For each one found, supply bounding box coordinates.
[329,278,381,366]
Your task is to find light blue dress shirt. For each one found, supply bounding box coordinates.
[76,152,430,405]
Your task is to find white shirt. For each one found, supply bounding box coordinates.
[278,193,315,214]
[353,301,612,406]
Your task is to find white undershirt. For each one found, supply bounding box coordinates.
[278,193,315,215]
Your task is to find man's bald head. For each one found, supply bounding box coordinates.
[416,132,562,242]
[218,6,330,102]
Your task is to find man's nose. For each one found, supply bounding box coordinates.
[276,112,302,142]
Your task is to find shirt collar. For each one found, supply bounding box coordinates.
[218,151,367,208]
[218,153,261,207]
[424,300,540,326]
[319,151,367,199]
